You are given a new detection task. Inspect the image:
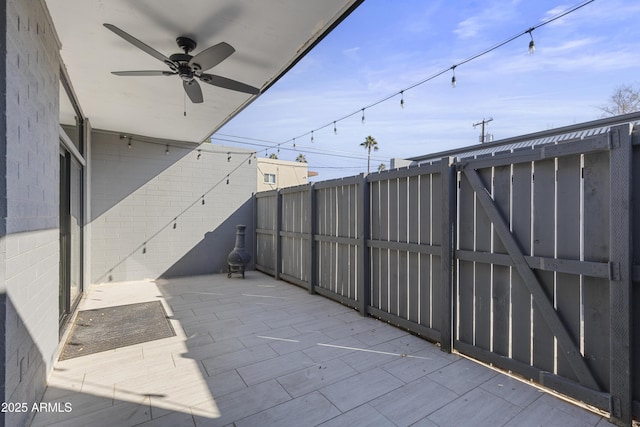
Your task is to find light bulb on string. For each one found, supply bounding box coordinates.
[197,149,201,160]
[202,196,205,205]
[226,175,230,185]
[333,121,337,135]
[128,138,132,149]
[173,219,177,229]
[293,138,296,148]
[142,243,147,254]
[400,91,405,109]
[527,28,535,54]
[361,108,365,124]
[311,131,314,143]
[165,145,170,155]
[227,152,231,162]
[451,66,457,88]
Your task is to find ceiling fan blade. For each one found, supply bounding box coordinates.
[104,24,173,65]
[112,71,176,76]
[189,42,235,71]
[183,80,204,103]
[199,74,260,95]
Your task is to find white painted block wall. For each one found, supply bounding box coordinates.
[2,0,62,425]
[90,130,256,283]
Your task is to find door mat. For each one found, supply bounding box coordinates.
[60,301,176,360]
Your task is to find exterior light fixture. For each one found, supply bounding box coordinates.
[451,66,457,88]
[527,28,535,54]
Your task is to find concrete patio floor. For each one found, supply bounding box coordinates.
[31,271,614,427]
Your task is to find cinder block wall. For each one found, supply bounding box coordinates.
[1,1,61,426]
[90,130,256,283]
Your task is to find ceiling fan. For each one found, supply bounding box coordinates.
[104,23,260,104]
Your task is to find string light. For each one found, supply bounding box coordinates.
[165,145,170,155]
[142,243,147,254]
[230,0,593,158]
[527,28,535,54]
[128,139,132,149]
[311,131,314,143]
[450,66,456,88]
[227,152,231,162]
[333,121,337,135]
[173,219,177,229]
[197,149,201,160]
[293,138,296,148]
[226,175,230,184]
[202,196,205,205]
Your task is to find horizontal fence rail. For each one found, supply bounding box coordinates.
[254,122,639,427]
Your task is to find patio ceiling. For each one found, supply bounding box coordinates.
[45,0,362,142]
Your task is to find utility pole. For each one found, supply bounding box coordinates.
[473,117,493,143]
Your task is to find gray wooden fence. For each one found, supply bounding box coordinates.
[254,122,638,426]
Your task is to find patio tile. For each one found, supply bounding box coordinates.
[339,344,400,373]
[479,374,545,408]
[427,388,522,427]
[319,367,404,412]
[352,323,409,346]
[235,391,340,427]
[135,410,196,427]
[207,320,271,341]
[177,337,246,363]
[237,326,301,348]
[302,337,358,363]
[381,349,455,383]
[276,357,358,397]
[322,317,382,340]
[372,333,435,355]
[236,350,316,385]
[426,357,498,395]
[371,376,459,426]
[203,369,247,398]
[318,404,395,427]
[201,343,278,376]
[33,398,151,427]
[192,380,290,427]
[503,393,603,427]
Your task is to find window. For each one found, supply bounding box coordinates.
[264,173,276,184]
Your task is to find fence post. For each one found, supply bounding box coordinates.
[308,184,316,294]
[357,173,370,316]
[608,124,633,427]
[440,157,456,353]
[275,189,282,281]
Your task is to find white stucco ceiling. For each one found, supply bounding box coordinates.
[46,0,362,142]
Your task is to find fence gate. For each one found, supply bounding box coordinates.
[254,122,637,426]
[451,125,633,425]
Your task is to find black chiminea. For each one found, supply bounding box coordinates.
[227,225,251,278]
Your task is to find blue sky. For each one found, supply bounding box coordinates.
[213,0,640,180]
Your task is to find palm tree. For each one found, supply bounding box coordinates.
[360,135,379,174]
[295,153,307,163]
[268,153,278,159]
[377,163,386,172]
